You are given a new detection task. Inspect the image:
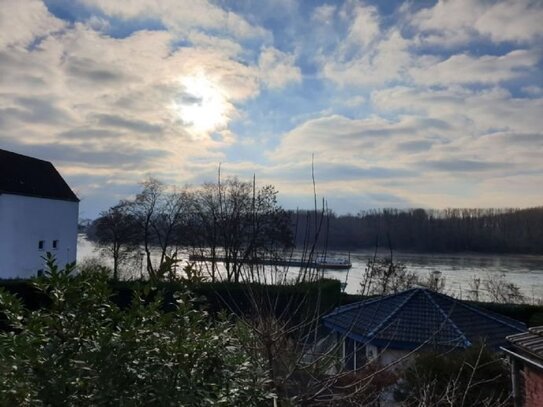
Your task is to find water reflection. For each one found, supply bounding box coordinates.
[78,236,543,302]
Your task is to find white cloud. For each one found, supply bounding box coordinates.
[258,47,302,89]
[411,0,543,46]
[2,0,542,213]
[344,3,380,48]
[322,29,411,86]
[0,0,66,48]
[0,1,268,201]
[372,86,543,135]
[312,4,336,24]
[475,0,543,43]
[81,0,269,39]
[272,114,449,165]
[409,50,540,85]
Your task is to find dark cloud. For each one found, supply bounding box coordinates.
[0,139,168,169]
[94,114,162,134]
[314,163,417,180]
[396,140,433,152]
[65,57,124,83]
[0,97,72,126]
[421,160,512,172]
[489,132,543,145]
[177,91,203,105]
[58,128,122,140]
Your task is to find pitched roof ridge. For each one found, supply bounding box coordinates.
[423,289,472,348]
[324,288,417,317]
[366,288,420,338]
[432,290,525,333]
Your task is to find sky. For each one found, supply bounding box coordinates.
[1,0,542,218]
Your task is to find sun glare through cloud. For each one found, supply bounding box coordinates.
[1,0,542,217]
[176,74,229,138]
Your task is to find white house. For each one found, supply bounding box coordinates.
[0,149,79,279]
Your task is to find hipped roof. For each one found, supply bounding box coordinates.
[323,287,526,351]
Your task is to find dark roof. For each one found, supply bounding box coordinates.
[507,326,543,361]
[323,288,526,351]
[0,149,79,202]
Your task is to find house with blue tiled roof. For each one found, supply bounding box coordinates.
[323,287,526,371]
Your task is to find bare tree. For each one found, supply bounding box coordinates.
[397,342,512,406]
[190,176,292,283]
[90,202,138,279]
[359,256,419,296]
[126,178,192,281]
[484,273,525,304]
[130,178,163,279]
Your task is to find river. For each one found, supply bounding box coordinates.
[77,236,543,303]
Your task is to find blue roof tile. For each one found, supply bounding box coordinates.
[323,288,526,351]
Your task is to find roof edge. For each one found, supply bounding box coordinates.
[0,189,80,203]
[324,320,467,351]
[433,290,526,333]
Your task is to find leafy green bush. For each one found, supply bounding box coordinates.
[0,254,271,406]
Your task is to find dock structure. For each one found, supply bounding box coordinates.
[188,254,352,270]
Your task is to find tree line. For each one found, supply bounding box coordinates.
[87,177,543,282]
[291,207,543,254]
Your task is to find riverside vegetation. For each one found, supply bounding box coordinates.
[0,254,271,406]
[0,255,521,406]
[2,176,538,405]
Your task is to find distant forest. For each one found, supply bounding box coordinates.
[290,207,543,254]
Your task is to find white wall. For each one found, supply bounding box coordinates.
[0,193,78,279]
[369,345,413,371]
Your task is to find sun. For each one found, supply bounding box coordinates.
[176,74,229,137]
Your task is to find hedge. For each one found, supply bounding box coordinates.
[1,278,342,329]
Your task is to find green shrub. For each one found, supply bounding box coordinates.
[0,254,271,406]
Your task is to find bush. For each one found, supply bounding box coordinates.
[0,255,271,406]
[395,343,511,406]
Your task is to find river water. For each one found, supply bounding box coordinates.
[77,236,543,303]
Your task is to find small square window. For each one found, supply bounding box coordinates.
[37,269,44,277]
[53,240,59,249]
[38,240,45,250]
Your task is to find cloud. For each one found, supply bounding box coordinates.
[273,114,450,162]
[321,24,411,87]
[0,0,66,48]
[409,50,540,86]
[0,1,271,201]
[81,0,269,39]
[343,3,380,48]
[94,114,162,134]
[421,159,512,173]
[1,0,542,215]
[411,0,543,46]
[258,47,302,89]
[372,86,543,135]
[395,140,434,153]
